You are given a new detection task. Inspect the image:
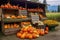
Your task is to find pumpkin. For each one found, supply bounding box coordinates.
[20,31,23,34]
[32,34,36,38]
[7,3,12,8]
[17,33,22,38]
[8,24,11,28]
[38,9,40,12]
[30,9,33,12]
[25,33,29,38]
[36,35,39,38]
[21,16,27,19]
[20,33,26,39]
[14,23,19,28]
[32,33,39,38]
[4,24,8,29]
[37,29,41,35]
[23,8,26,10]
[28,34,33,39]
[14,23,17,26]
[1,5,4,8]
[28,9,30,11]
[17,16,21,19]
[13,5,16,9]
[29,30,33,34]
[11,15,16,19]
[45,27,49,31]
[45,30,48,34]
[4,4,8,8]
[34,9,37,12]
[7,3,11,6]
[40,29,45,35]
[15,6,18,9]
[19,7,23,10]
[11,24,14,28]
[16,25,19,28]
[4,15,10,18]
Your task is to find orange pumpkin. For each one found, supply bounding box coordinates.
[45,27,49,31]
[14,23,17,27]
[20,31,23,34]
[16,25,19,28]
[1,5,4,8]
[8,24,11,28]
[29,30,33,34]
[16,6,18,9]
[40,29,45,35]
[25,33,29,38]
[11,15,16,19]
[17,33,22,38]
[7,3,11,6]
[45,30,48,34]
[13,5,16,9]
[7,3,12,8]
[32,33,39,38]
[38,9,40,12]
[28,9,30,11]
[23,8,26,10]
[19,7,23,10]
[28,34,33,39]
[17,16,21,19]
[37,29,41,35]
[4,24,8,29]
[11,24,14,28]
[32,33,36,38]
[20,33,26,39]
[4,4,8,8]
[21,16,27,19]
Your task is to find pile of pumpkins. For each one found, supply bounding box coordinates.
[4,23,19,29]
[0,3,26,10]
[0,3,43,12]
[43,20,58,26]
[4,15,27,19]
[17,24,49,39]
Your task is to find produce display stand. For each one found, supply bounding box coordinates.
[0,1,46,35]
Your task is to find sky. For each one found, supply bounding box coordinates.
[47,5,58,12]
[39,0,60,5]
[39,0,60,11]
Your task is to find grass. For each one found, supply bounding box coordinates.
[46,12,60,21]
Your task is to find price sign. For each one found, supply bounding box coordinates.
[19,10,27,16]
[31,15,39,24]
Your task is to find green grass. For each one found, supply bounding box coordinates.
[46,12,60,21]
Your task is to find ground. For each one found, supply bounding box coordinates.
[0,30,60,40]
[0,23,60,40]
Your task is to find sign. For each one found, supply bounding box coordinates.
[19,10,27,16]
[31,15,39,24]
